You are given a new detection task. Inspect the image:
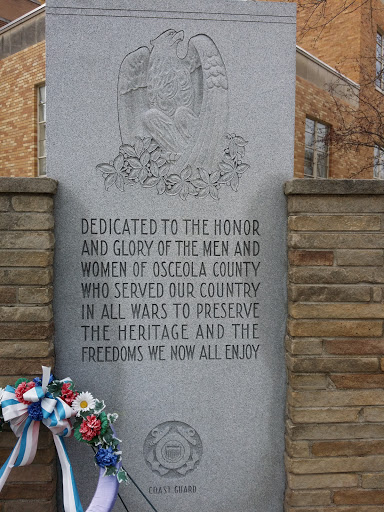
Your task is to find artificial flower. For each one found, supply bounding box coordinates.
[71,391,95,415]
[95,447,118,468]
[60,382,78,406]
[15,381,36,405]
[28,402,43,421]
[0,387,4,403]
[79,414,101,441]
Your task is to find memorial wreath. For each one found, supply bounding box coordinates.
[0,366,127,512]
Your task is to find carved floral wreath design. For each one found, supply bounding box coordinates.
[96,134,249,200]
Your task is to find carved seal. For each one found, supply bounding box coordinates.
[143,421,203,478]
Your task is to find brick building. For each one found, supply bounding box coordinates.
[0,0,383,179]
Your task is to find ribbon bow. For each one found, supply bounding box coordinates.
[0,367,83,512]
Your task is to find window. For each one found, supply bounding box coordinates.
[37,84,46,176]
[374,145,384,179]
[377,31,384,91]
[304,118,329,178]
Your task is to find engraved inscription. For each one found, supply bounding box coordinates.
[144,421,203,478]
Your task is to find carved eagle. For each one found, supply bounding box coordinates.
[117,29,228,175]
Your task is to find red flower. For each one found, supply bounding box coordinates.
[15,381,36,405]
[60,382,78,406]
[79,414,101,441]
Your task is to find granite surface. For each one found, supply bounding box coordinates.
[46,1,296,510]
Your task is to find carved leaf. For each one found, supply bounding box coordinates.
[234,136,248,146]
[120,145,136,157]
[114,154,124,171]
[219,161,234,172]
[157,180,166,195]
[192,179,207,189]
[167,182,183,195]
[105,174,117,190]
[181,166,192,181]
[209,186,219,200]
[143,137,152,150]
[219,172,234,183]
[115,174,124,191]
[143,176,159,188]
[236,163,250,174]
[96,163,116,175]
[140,151,150,166]
[167,174,181,184]
[230,173,239,191]
[135,138,144,157]
[128,158,142,169]
[150,161,159,178]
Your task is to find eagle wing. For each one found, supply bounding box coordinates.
[172,35,229,174]
[118,46,150,144]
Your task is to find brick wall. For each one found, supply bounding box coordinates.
[0,177,57,512]
[0,40,45,178]
[285,179,384,511]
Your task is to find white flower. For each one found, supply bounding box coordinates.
[71,391,95,416]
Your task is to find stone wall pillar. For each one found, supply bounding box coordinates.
[0,178,57,512]
[285,180,384,510]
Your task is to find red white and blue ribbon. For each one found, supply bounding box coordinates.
[0,366,83,512]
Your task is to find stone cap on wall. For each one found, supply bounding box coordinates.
[0,177,57,194]
[285,179,384,195]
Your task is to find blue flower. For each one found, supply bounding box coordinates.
[28,402,43,421]
[95,447,118,468]
[33,375,54,386]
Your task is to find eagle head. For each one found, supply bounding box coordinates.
[150,29,184,49]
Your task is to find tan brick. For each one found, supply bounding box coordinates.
[334,490,384,505]
[0,481,55,500]
[362,474,384,489]
[0,341,53,358]
[0,358,54,375]
[285,507,384,512]
[289,355,378,373]
[289,389,384,407]
[289,374,328,389]
[312,440,384,457]
[0,322,53,340]
[0,306,52,322]
[289,215,381,231]
[7,464,54,482]
[290,267,383,284]
[0,250,53,267]
[11,195,53,212]
[325,339,384,355]
[287,196,384,214]
[0,268,52,286]
[337,249,384,266]
[285,437,310,458]
[373,287,383,302]
[285,489,331,506]
[287,473,358,490]
[0,288,17,304]
[286,337,323,355]
[0,232,54,250]
[288,319,383,337]
[290,407,360,424]
[286,454,384,474]
[0,196,10,212]
[331,374,384,389]
[288,422,384,440]
[289,233,384,250]
[18,287,53,304]
[290,303,384,319]
[381,357,384,371]
[0,213,53,231]
[364,407,384,422]
[289,250,334,266]
[290,285,371,302]
[0,306,53,322]
[4,501,55,512]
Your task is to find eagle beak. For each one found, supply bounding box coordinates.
[172,30,184,45]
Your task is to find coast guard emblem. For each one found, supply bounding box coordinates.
[144,421,202,477]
